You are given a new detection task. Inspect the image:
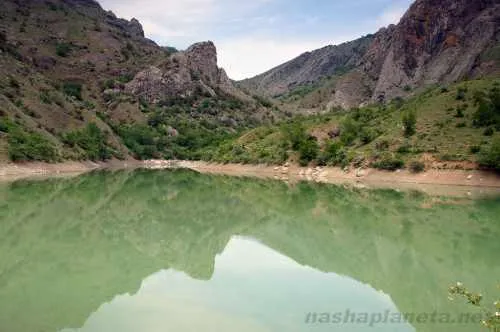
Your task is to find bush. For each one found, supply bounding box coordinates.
[484,127,495,136]
[298,137,319,166]
[408,160,425,173]
[375,140,390,151]
[456,122,467,128]
[396,144,411,154]
[478,138,500,170]
[472,87,500,127]
[469,145,481,154]
[8,129,58,162]
[56,43,71,57]
[40,90,52,104]
[63,123,112,161]
[456,87,467,100]
[402,110,416,137]
[62,82,83,100]
[359,128,376,145]
[455,108,465,118]
[318,142,346,166]
[340,117,359,146]
[281,122,307,150]
[372,155,405,171]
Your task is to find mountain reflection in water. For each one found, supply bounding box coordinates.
[0,169,498,332]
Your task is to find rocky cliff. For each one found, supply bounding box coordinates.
[338,0,500,107]
[125,41,249,104]
[239,35,374,97]
[243,0,500,109]
[0,0,267,162]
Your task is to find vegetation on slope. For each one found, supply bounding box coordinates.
[208,79,500,170]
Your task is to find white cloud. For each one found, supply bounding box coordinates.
[95,0,412,80]
[98,0,216,44]
[217,35,356,80]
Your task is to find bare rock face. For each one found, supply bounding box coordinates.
[242,0,500,109]
[125,41,244,104]
[369,0,499,102]
[330,0,500,108]
[239,35,374,97]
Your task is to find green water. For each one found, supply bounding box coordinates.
[0,169,499,332]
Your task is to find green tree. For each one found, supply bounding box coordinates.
[402,110,416,137]
[479,138,500,170]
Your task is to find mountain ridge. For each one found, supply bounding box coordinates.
[0,0,275,162]
[241,0,500,109]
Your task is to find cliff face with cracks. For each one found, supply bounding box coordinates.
[242,0,500,109]
[329,0,500,108]
[125,41,249,104]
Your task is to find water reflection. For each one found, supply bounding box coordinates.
[61,237,413,332]
[0,169,498,332]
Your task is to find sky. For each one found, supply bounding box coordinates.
[97,0,414,80]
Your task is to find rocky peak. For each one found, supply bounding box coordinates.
[330,0,500,108]
[125,41,248,104]
[185,41,219,85]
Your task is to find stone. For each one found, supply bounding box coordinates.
[356,168,365,177]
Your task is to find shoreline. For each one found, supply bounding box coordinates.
[1,160,500,197]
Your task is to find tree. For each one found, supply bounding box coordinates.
[402,110,416,137]
[479,138,500,170]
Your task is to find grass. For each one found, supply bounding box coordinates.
[207,79,500,169]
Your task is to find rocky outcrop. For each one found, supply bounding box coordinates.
[239,35,374,97]
[125,41,248,104]
[329,0,500,108]
[368,0,499,104]
[243,0,500,109]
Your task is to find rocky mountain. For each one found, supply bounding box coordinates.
[242,0,500,109]
[0,0,271,162]
[125,41,249,104]
[238,35,374,97]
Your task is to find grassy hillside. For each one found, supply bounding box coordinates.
[208,79,500,170]
[0,0,277,163]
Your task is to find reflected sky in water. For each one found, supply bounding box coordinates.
[62,237,412,332]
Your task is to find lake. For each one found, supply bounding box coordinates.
[0,169,498,332]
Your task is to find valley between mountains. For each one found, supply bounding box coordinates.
[1,0,500,177]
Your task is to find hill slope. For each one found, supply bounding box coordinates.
[0,0,276,162]
[238,35,374,98]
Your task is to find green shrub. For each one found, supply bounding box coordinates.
[454,108,465,118]
[62,82,83,100]
[402,110,416,137]
[63,123,112,161]
[281,122,307,150]
[484,127,495,136]
[56,43,71,57]
[456,87,467,101]
[40,90,52,104]
[372,155,405,171]
[359,128,376,145]
[8,129,58,162]
[472,87,500,127]
[408,160,425,173]
[340,118,359,146]
[318,142,346,166]
[455,122,467,128]
[298,137,319,166]
[478,138,500,170]
[469,145,481,154]
[397,144,411,154]
[375,140,390,151]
